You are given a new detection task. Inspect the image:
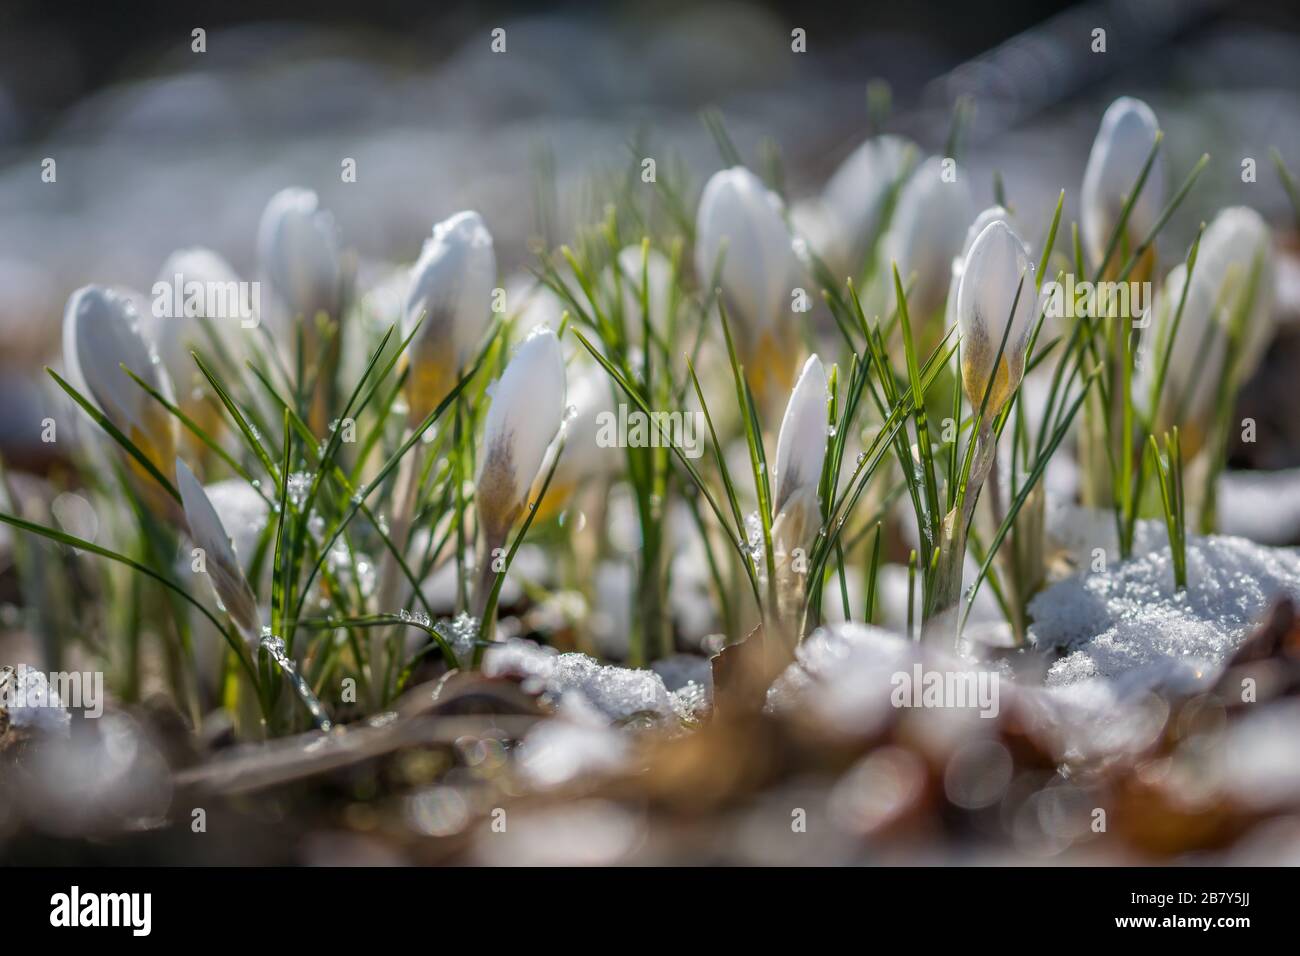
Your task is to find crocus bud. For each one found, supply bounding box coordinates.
[1081,97,1165,273]
[176,458,260,643]
[771,355,829,618]
[62,286,180,518]
[956,221,1038,417]
[944,206,1011,336]
[403,211,497,423]
[257,187,345,433]
[146,248,248,426]
[808,134,915,278]
[882,156,973,319]
[1150,206,1275,453]
[257,188,343,331]
[694,167,801,405]
[773,355,829,522]
[476,327,567,546]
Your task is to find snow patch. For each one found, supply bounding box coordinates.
[1030,534,1300,689]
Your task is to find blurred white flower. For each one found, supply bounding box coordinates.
[476,327,568,545]
[1147,206,1275,451]
[1081,97,1165,272]
[256,187,343,333]
[795,134,915,279]
[882,156,973,319]
[61,285,179,517]
[145,247,247,423]
[257,187,346,432]
[176,458,260,643]
[403,210,497,422]
[956,221,1038,416]
[695,167,794,332]
[695,166,801,404]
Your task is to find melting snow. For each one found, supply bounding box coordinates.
[1,666,71,735]
[515,693,631,790]
[1029,534,1300,689]
[482,638,675,725]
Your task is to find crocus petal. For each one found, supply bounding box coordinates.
[1081,97,1165,270]
[818,133,915,276]
[694,166,797,335]
[176,458,260,641]
[773,354,829,517]
[403,211,497,420]
[256,187,342,328]
[476,327,567,540]
[956,220,1038,414]
[62,285,179,488]
[944,206,1011,334]
[1150,206,1274,438]
[146,247,248,414]
[883,156,973,318]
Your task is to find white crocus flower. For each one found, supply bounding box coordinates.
[944,206,1011,337]
[801,134,915,279]
[403,210,497,423]
[882,156,973,320]
[257,187,345,432]
[1149,206,1275,455]
[771,355,829,619]
[956,220,1039,417]
[1081,97,1165,273]
[146,247,248,424]
[378,213,498,634]
[176,458,260,644]
[694,166,801,407]
[476,327,568,552]
[62,285,180,519]
[257,187,342,331]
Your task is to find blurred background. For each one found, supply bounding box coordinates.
[2,0,1300,463]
